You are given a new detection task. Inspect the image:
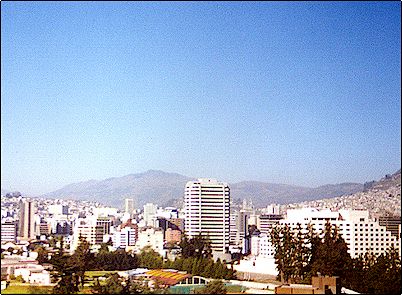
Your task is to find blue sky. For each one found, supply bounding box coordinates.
[1,2,401,195]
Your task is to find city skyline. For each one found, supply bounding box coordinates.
[2,2,401,195]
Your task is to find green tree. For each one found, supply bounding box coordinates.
[70,235,93,287]
[98,242,110,255]
[271,224,296,283]
[15,275,25,283]
[293,223,310,283]
[194,280,227,294]
[138,246,163,269]
[35,246,49,264]
[53,275,79,294]
[310,221,352,281]
[180,233,212,259]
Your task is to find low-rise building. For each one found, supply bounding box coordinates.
[136,227,164,256]
[165,228,181,244]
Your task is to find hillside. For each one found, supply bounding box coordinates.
[39,170,364,208]
[287,169,401,217]
[41,170,192,208]
[1,189,10,196]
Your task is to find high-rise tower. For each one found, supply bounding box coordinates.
[18,200,36,240]
[184,178,230,253]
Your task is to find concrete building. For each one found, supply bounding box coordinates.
[96,216,112,235]
[258,214,282,235]
[378,215,401,237]
[37,220,50,237]
[125,198,135,216]
[136,227,164,256]
[1,256,50,284]
[156,207,179,220]
[1,220,17,242]
[184,178,230,254]
[165,228,182,244]
[251,233,275,258]
[112,219,138,249]
[143,203,158,227]
[50,218,72,236]
[18,200,36,240]
[281,208,401,258]
[113,227,138,249]
[71,218,103,252]
[48,204,69,216]
[275,276,341,294]
[93,207,118,217]
[262,204,280,215]
[230,209,251,246]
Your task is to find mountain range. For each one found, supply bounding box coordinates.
[290,169,401,217]
[27,169,369,208]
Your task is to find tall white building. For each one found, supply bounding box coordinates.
[184,178,230,253]
[281,208,401,258]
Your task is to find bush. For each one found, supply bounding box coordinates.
[15,275,25,283]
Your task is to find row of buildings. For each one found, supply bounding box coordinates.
[2,178,401,262]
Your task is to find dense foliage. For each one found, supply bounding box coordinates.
[271,221,401,294]
[193,280,227,294]
[49,233,236,294]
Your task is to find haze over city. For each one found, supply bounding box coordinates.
[2,2,400,196]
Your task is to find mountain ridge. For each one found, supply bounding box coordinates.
[34,169,372,208]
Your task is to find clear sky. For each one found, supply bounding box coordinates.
[1,2,401,195]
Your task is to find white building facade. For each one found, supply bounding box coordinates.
[251,233,275,258]
[135,227,164,256]
[280,208,401,258]
[113,227,137,249]
[1,220,17,242]
[184,178,230,253]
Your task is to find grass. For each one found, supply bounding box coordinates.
[226,284,247,293]
[1,271,119,294]
[1,283,53,294]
